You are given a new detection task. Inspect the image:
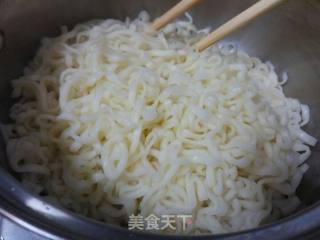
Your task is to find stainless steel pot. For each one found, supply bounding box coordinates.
[0,0,319,239]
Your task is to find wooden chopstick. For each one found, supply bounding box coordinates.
[194,0,287,51]
[151,0,202,31]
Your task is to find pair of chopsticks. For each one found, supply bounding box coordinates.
[151,0,287,51]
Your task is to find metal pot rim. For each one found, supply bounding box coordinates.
[0,168,319,240]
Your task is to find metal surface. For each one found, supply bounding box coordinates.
[0,215,45,240]
[0,0,319,239]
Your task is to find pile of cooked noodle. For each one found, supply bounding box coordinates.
[1,12,317,234]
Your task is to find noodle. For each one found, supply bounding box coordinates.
[1,11,317,234]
